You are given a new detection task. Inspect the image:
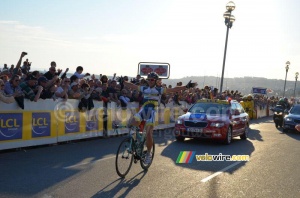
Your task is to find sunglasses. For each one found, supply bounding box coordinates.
[147,78,155,82]
[65,81,70,82]
[14,80,20,82]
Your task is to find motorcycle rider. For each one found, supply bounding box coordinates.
[277,97,290,111]
[283,97,291,110]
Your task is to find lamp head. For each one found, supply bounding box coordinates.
[226,1,235,11]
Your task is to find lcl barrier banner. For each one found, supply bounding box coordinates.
[0,111,57,150]
[0,113,23,141]
[56,100,103,142]
[0,99,269,151]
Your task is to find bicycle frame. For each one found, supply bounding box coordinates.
[124,121,146,158]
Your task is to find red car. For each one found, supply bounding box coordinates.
[174,99,249,144]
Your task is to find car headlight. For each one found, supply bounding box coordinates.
[285,117,293,122]
[176,119,183,124]
[211,122,225,128]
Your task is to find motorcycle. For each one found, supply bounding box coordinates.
[271,105,286,128]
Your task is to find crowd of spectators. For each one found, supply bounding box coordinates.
[0,52,287,111]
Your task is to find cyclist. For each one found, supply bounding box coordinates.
[123,72,195,164]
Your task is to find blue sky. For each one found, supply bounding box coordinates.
[1,0,300,81]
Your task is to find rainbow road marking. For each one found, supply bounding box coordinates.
[176,151,196,163]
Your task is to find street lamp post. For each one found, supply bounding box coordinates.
[219,1,236,94]
[294,72,299,101]
[283,61,290,97]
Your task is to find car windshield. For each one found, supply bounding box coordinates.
[189,103,230,115]
[289,106,300,115]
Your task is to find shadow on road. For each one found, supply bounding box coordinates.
[0,136,128,197]
[92,171,147,198]
[247,128,263,141]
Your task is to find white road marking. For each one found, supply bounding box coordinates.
[63,156,115,169]
[201,161,242,183]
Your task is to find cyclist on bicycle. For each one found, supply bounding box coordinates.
[123,72,195,164]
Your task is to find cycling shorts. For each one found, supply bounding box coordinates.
[134,100,158,127]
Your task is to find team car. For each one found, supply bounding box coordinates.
[174,99,249,144]
[283,104,300,132]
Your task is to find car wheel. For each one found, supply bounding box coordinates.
[223,127,232,145]
[240,125,248,140]
[176,136,185,141]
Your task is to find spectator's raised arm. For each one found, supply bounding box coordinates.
[13,52,27,75]
[123,80,139,92]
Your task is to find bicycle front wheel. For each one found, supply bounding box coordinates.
[140,138,155,170]
[115,138,133,178]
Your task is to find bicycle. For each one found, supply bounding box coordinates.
[112,122,127,136]
[115,121,155,178]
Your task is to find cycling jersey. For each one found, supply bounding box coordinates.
[134,86,165,126]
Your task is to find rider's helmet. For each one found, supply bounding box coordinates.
[278,98,285,106]
[247,94,253,101]
[147,72,159,80]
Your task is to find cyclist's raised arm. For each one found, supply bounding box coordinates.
[123,81,139,92]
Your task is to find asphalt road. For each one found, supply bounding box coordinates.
[1,117,300,198]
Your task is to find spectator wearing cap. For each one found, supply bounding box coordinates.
[31,70,42,79]
[4,74,22,96]
[74,66,90,79]
[19,74,43,102]
[55,78,70,100]
[68,82,82,99]
[38,76,54,99]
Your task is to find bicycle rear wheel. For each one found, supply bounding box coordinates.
[115,138,133,178]
[140,138,155,170]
